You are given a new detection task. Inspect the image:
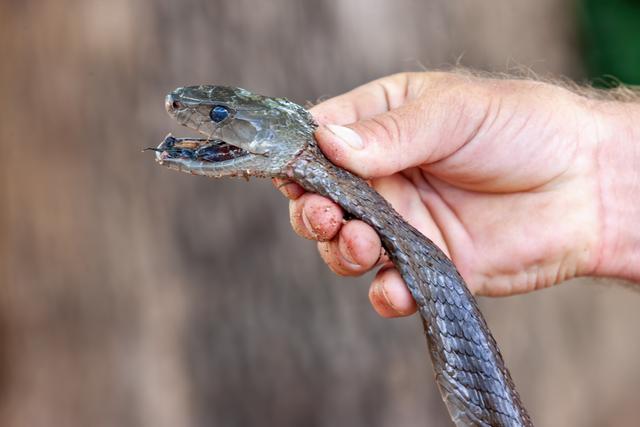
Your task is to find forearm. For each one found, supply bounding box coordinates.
[594,100,640,283]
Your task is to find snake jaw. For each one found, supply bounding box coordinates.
[154,85,316,178]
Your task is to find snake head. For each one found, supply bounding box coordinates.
[154,85,316,178]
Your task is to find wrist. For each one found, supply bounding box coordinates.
[592,99,640,283]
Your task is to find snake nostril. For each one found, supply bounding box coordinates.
[165,94,182,113]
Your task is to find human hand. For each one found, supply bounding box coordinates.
[274,72,640,317]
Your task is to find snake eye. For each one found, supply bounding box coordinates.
[210,105,230,123]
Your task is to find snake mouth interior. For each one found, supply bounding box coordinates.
[152,135,249,163]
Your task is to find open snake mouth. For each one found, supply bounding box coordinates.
[150,134,249,163]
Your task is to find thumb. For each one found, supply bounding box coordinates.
[314,85,491,179]
[314,106,421,179]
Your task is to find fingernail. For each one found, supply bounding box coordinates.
[326,124,364,150]
[377,281,399,312]
[369,279,399,317]
[301,207,319,239]
[338,236,357,265]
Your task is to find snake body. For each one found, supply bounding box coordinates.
[153,85,533,426]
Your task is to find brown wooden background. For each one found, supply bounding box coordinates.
[1,1,639,426]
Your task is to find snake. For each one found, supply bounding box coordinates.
[150,85,533,426]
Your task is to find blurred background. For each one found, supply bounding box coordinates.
[1,1,639,426]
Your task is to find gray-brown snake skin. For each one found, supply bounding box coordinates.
[154,85,533,426]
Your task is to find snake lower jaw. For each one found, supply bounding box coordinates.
[153,134,285,179]
[155,134,250,162]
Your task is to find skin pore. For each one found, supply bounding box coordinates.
[274,72,640,318]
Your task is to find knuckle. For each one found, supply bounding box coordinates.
[367,112,404,145]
